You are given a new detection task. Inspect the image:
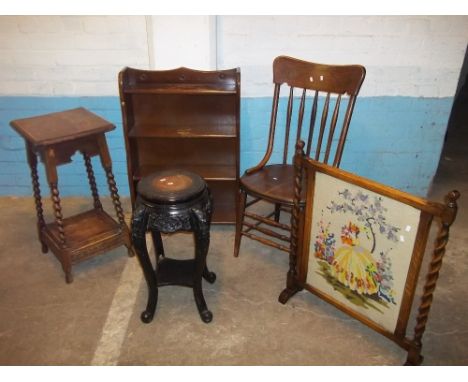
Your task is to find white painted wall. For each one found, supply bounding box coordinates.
[217,16,468,97]
[0,16,149,96]
[149,16,217,70]
[1,16,467,98]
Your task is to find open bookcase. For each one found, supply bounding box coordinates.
[119,67,240,223]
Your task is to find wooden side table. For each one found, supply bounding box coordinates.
[10,107,133,283]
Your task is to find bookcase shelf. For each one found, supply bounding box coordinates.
[134,164,237,182]
[127,123,237,139]
[119,66,240,224]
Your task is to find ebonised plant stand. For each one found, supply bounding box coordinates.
[131,169,216,323]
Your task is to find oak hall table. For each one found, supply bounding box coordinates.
[10,107,132,283]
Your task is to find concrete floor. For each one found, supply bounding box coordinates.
[1,132,467,365]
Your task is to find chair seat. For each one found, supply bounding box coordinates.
[240,164,305,205]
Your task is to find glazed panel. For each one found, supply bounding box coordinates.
[307,172,420,332]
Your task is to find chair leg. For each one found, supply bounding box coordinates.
[274,203,281,222]
[234,188,247,257]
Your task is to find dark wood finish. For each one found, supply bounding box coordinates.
[234,56,366,257]
[134,138,237,176]
[281,140,460,365]
[10,108,133,284]
[119,66,241,223]
[131,170,216,323]
[137,169,206,204]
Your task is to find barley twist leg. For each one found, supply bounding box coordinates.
[27,147,48,253]
[83,153,102,210]
[405,190,460,366]
[50,182,72,283]
[104,165,133,257]
[104,166,125,226]
[279,140,305,304]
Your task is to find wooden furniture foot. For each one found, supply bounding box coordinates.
[203,266,216,284]
[278,286,302,304]
[404,346,424,366]
[40,242,49,254]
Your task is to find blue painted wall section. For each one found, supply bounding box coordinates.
[0,97,128,197]
[241,96,452,196]
[0,96,452,197]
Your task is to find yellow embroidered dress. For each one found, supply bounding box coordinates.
[330,223,379,295]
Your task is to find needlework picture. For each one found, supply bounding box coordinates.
[308,172,420,332]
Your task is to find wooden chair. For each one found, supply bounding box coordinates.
[234,56,366,257]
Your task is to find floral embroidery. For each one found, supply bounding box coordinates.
[314,188,400,312]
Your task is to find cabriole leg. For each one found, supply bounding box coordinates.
[132,204,158,323]
[190,205,214,323]
[151,229,165,264]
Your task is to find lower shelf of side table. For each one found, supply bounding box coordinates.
[42,209,127,264]
[157,258,196,287]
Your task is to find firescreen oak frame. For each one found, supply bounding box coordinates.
[279,141,460,365]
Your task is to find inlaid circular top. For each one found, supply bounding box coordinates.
[137,169,206,204]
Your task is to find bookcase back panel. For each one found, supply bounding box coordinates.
[207,180,237,222]
[135,138,237,167]
[130,94,237,130]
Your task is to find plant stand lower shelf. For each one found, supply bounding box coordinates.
[42,209,128,265]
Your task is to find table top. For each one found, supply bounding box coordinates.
[137,169,207,204]
[10,107,115,146]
